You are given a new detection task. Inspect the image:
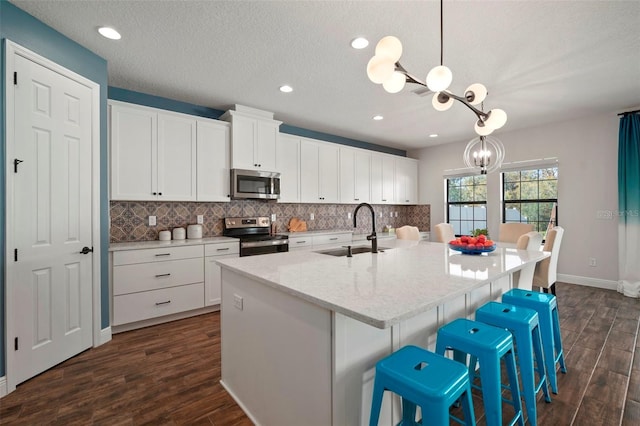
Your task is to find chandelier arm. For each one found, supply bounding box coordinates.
[445,92,489,120]
[395,62,428,87]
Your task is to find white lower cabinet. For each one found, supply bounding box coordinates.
[111,244,210,328]
[204,241,240,306]
[288,235,313,251]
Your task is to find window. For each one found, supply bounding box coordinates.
[447,175,487,236]
[502,167,558,235]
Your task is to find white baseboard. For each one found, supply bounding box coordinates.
[558,274,618,291]
[99,327,112,346]
[0,376,7,398]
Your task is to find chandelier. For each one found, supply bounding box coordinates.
[463,135,504,175]
[365,0,507,137]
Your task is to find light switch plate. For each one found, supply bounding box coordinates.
[310,213,315,220]
[233,294,244,310]
[271,213,277,221]
[197,215,204,224]
[148,216,157,226]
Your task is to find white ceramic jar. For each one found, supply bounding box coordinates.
[172,227,186,240]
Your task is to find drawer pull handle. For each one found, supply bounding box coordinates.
[155,253,171,257]
[155,273,171,278]
[155,300,171,306]
[330,237,338,241]
[296,240,307,244]
[216,247,230,251]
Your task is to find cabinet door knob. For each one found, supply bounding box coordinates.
[158,192,163,196]
[152,192,157,195]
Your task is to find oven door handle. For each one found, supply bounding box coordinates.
[240,239,289,249]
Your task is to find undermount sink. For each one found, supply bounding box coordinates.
[315,245,390,257]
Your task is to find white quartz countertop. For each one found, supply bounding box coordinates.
[109,236,237,251]
[216,241,550,329]
[277,230,354,237]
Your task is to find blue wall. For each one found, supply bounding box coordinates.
[109,87,407,157]
[0,0,109,378]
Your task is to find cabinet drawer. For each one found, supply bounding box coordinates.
[204,241,239,257]
[112,282,204,326]
[113,257,204,295]
[113,245,203,266]
[312,233,352,246]
[288,236,312,249]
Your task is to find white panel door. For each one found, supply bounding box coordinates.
[12,53,93,385]
[157,112,197,201]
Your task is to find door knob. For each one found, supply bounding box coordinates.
[80,246,93,255]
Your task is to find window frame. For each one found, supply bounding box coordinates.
[501,166,559,236]
[446,175,488,237]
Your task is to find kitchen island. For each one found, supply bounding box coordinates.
[216,240,549,426]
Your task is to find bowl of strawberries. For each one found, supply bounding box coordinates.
[448,234,496,255]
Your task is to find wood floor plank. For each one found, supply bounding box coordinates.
[0,282,638,426]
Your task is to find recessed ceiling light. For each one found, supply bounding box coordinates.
[373,115,383,121]
[429,134,439,138]
[98,27,121,40]
[279,85,293,93]
[351,37,369,49]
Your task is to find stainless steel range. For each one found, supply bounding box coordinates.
[223,217,289,257]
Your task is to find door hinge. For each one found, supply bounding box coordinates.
[14,158,24,173]
[14,248,18,262]
[15,337,18,351]
[14,72,17,85]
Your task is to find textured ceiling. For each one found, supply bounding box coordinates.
[10,0,640,150]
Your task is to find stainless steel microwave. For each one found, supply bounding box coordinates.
[230,169,281,200]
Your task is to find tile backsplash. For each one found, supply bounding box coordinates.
[110,200,430,243]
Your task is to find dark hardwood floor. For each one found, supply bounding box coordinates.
[0,282,638,425]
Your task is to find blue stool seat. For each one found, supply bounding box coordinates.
[502,288,567,394]
[436,318,524,426]
[476,301,552,426]
[370,345,476,426]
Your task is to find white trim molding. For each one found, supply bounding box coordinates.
[557,274,618,291]
[0,376,7,398]
[99,327,113,346]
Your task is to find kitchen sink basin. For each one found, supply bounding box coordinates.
[315,245,390,257]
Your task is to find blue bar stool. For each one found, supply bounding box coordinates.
[475,301,552,426]
[370,345,476,426]
[502,288,567,394]
[436,318,524,426]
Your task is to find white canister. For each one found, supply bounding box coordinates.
[172,227,186,240]
[159,230,171,241]
[187,224,203,239]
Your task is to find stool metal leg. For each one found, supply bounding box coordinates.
[552,308,567,373]
[370,380,384,426]
[504,349,525,426]
[532,326,552,403]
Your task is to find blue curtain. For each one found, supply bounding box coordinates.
[618,113,640,297]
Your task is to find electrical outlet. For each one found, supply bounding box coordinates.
[271,213,277,221]
[310,213,315,220]
[148,216,156,226]
[390,212,393,217]
[233,294,243,310]
[347,212,352,219]
[197,215,204,224]
[589,257,597,267]
[394,211,398,217]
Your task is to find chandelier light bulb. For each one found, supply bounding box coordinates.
[375,36,403,62]
[383,71,407,93]
[432,92,454,111]
[366,55,396,84]
[474,119,494,136]
[484,108,508,130]
[426,65,452,92]
[465,83,487,105]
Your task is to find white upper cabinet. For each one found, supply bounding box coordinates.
[196,119,231,202]
[340,147,371,203]
[110,101,196,201]
[394,157,419,204]
[277,134,301,203]
[157,113,197,201]
[300,138,339,203]
[371,154,395,204]
[221,105,281,171]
